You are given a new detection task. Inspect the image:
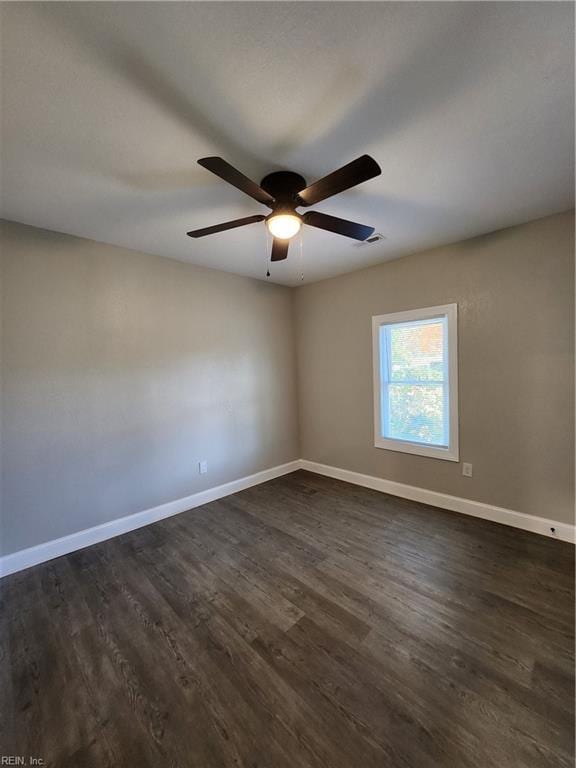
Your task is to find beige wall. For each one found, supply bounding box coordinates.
[295,211,575,524]
[0,220,299,554]
[1,212,573,557]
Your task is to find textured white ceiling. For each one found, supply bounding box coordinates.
[1,2,573,286]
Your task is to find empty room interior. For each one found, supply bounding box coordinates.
[0,2,574,766]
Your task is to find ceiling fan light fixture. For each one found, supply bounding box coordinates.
[188,155,382,262]
[266,213,302,240]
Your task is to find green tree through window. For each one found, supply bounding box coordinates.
[381,319,447,446]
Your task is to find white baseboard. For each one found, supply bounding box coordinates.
[2,457,573,578]
[0,460,301,578]
[300,460,575,544]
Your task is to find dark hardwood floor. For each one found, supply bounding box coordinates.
[1,470,574,767]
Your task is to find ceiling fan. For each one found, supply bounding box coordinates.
[186,155,382,261]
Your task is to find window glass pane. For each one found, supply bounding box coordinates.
[388,320,445,382]
[374,306,457,458]
[385,383,447,446]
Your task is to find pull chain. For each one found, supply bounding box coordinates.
[264,225,271,277]
[299,228,304,282]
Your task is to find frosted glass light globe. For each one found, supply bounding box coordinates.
[267,214,301,239]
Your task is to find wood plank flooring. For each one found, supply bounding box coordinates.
[1,470,574,767]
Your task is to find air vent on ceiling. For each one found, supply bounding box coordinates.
[355,232,386,247]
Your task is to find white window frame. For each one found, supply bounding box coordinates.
[372,304,459,461]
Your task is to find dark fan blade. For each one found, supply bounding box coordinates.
[187,215,265,238]
[271,238,289,261]
[297,155,381,206]
[198,157,275,207]
[303,211,375,241]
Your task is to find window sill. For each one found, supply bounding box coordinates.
[374,436,459,462]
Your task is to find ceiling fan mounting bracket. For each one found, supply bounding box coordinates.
[260,171,307,205]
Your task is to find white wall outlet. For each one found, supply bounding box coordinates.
[462,462,473,477]
[199,460,208,475]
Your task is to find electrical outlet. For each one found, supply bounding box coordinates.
[199,461,208,475]
[462,462,473,478]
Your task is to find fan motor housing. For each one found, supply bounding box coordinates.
[260,171,306,204]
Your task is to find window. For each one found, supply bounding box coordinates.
[372,304,458,461]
